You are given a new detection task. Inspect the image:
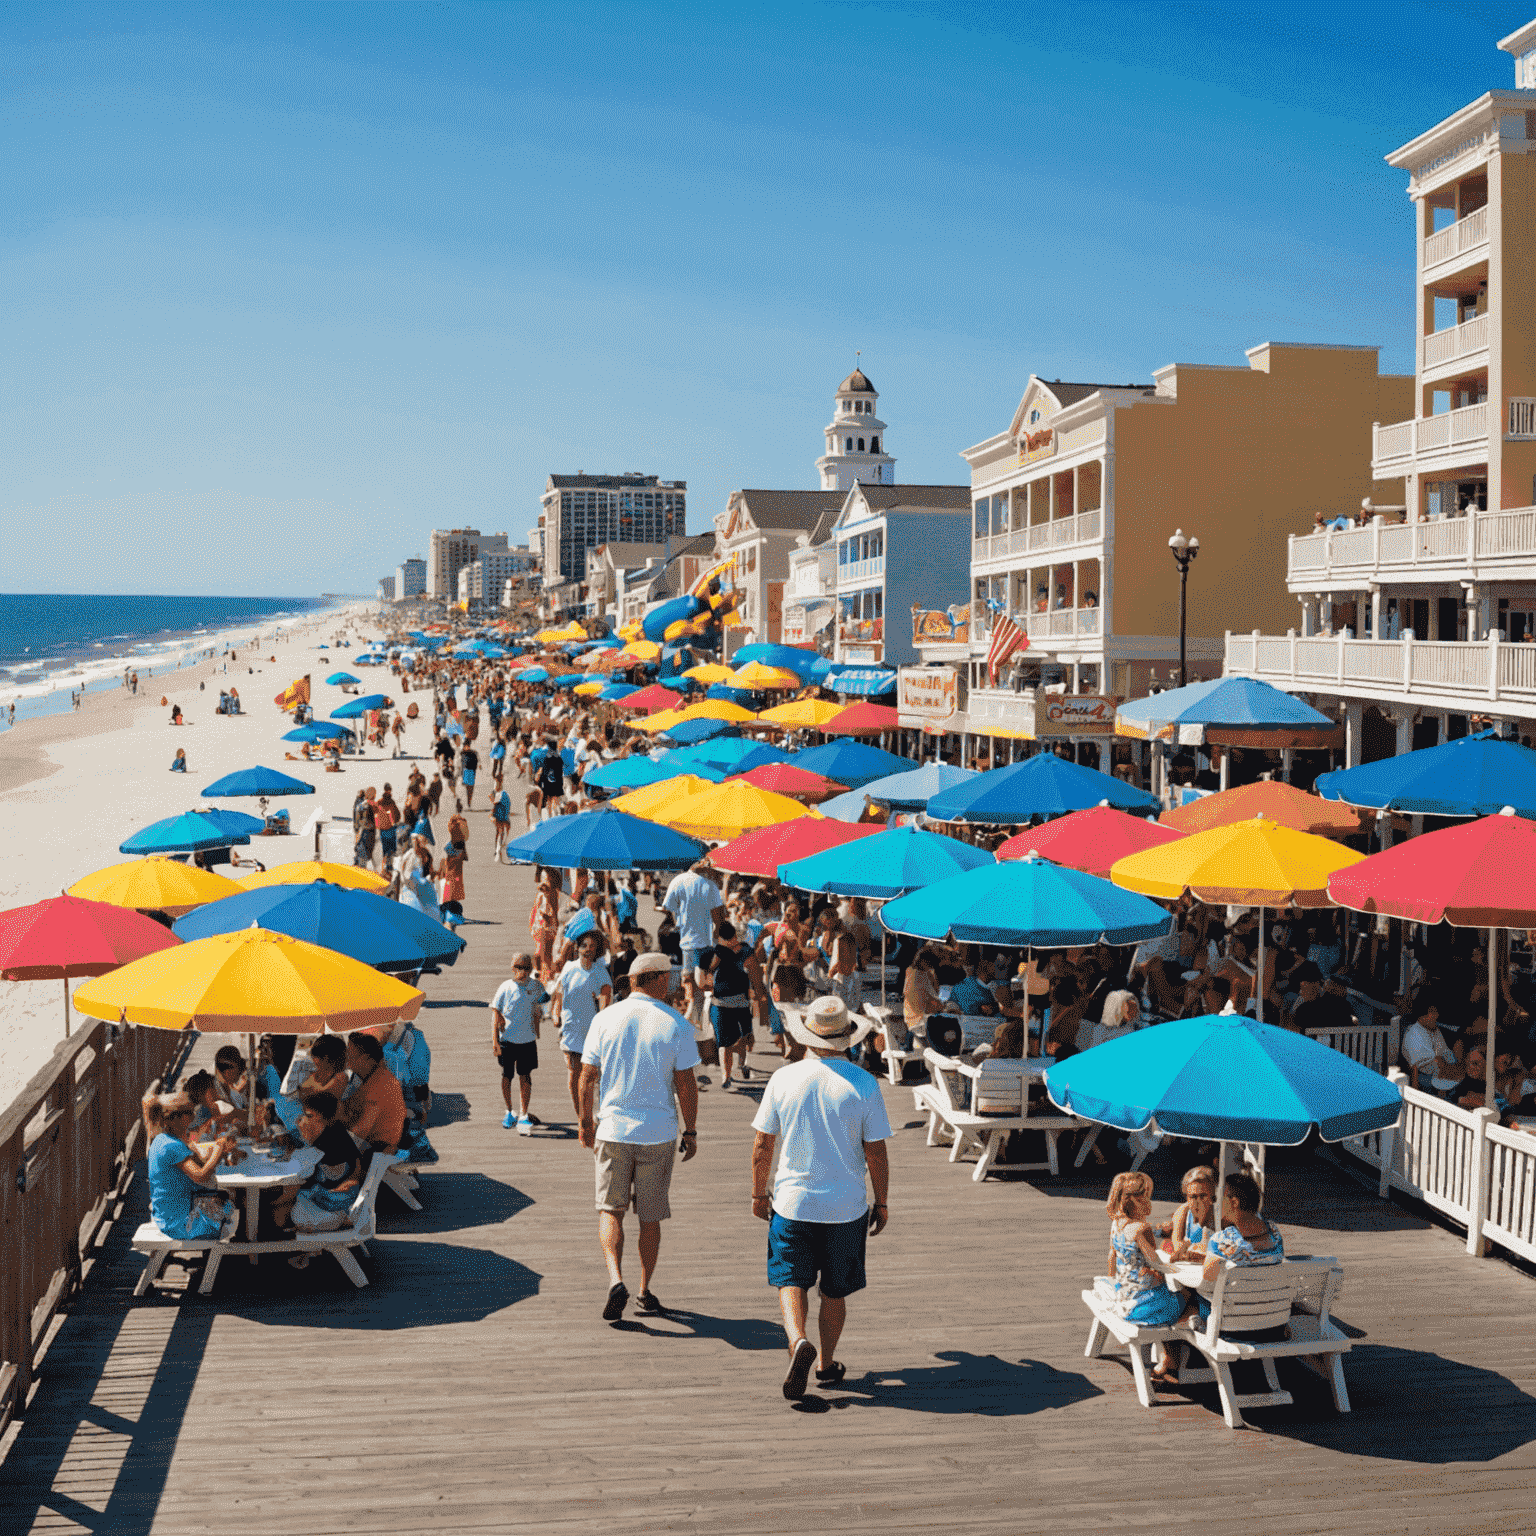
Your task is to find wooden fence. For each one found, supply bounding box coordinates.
[0,1019,184,1441]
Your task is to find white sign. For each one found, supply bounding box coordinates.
[898,667,958,721]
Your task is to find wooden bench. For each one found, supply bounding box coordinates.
[132,1153,394,1297]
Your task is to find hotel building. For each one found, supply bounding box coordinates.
[396,558,426,600]
[1227,21,1536,756]
[428,528,509,601]
[540,473,686,586]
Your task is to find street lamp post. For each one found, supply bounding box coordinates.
[1168,529,1200,688]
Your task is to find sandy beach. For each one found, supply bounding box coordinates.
[0,600,434,1103]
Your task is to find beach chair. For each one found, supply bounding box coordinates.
[382,1150,423,1211]
[869,1007,925,1085]
[1082,1282,1189,1409]
[131,1153,394,1297]
[914,1050,1031,1182]
[1171,1257,1353,1429]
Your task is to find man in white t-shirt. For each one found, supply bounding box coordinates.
[751,996,892,1401]
[1402,997,1463,1094]
[550,932,614,1122]
[663,861,724,1021]
[579,952,701,1322]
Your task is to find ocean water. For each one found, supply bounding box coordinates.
[0,594,335,728]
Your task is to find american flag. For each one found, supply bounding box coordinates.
[986,613,1028,683]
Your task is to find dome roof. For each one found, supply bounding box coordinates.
[837,368,875,395]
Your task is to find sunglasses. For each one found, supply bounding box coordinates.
[512,964,531,972]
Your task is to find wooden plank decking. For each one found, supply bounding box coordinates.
[4,835,1536,1534]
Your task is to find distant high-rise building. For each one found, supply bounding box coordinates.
[428,528,509,600]
[396,558,427,599]
[540,473,686,585]
[458,549,535,611]
[377,575,397,602]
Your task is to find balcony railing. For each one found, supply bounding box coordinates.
[973,604,1101,643]
[1423,313,1489,372]
[968,685,1036,726]
[1226,628,1536,707]
[838,556,885,585]
[1372,401,1489,472]
[1423,205,1488,274]
[1286,505,1536,585]
[972,507,1102,564]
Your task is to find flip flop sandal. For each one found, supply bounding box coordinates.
[814,1362,847,1386]
[782,1338,817,1401]
[635,1291,666,1316]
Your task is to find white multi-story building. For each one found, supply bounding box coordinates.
[816,368,896,490]
[1227,19,1536,757]
[429,529,508,601]
[457,548,534,613]
[541,473,686,587]
[396,558,426,599]
[377,575,396,602]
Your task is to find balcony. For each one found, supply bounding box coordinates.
[1371,402,1488,477]
[1285,505,1536,587]
[1226,629,1536,713]
[972,507,1102,567]
[1422,205,1488,283]
[1422,313,1489,381]
[968,685,1036,731]
[837,556,885,585]
[973,604,1102,647]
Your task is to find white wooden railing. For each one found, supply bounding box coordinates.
[1373,401,1489,471]
[1284,507,1536,584]
[1305,1021,1401,1077]
[967,685,1035,726]
[1423,312,1489,370]
[839,556,884,585]
[1422,205,1488,272]
[972,507,1102,563]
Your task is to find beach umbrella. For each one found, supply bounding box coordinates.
[330,693,393,719]
[235,859,391,894]
[1116,675,1338,747]
[173,882,464,972]
[709,815,881,878]
[704,683,759,707]
[325,671,362,686]
[729,762,847,802]
[68,857,242,916]
[585,756,725,793]
[1315,730,1536,819]
[283,721,353,743]
[1112,816,1365,1022]
[573,680,606,697]
[660,780,815,843]
[683,663,736,684]
[827,667,898,698]
[793,739,913,790]
[859,763,977,813]
[617,640,663,663]
[0,895,182,1035]
[614,684,684,713]
[726,661,802,690]
[779,823,994,899]
[1328,807,1536,1112]
[757,698,845,730]
[1161,780,1362,837]
[517,667,551,683]
[598,683,639,702]
[816,787,882,823]
[822,702,902,736]
[675,700,758,724]
[670,739,792,774]
[504,807,705,870]
[201,766,316,803]
[997,804,1185,878]
[927,753,1158,824]
[661,717,736,745]
[120,809,264,856]
[730,643,823,679]
[1045,1007,1403,1217]
[612,773,721,822]
[635,708,688,735]
[880,853,1171,948]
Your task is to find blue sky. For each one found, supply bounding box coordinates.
[1,2,1526,594]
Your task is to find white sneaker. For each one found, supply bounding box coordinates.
[517,1116,533,1136]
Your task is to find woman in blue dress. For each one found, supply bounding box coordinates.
[143,1092,237,1242]
[1162,1164,1218,1257]
[1097,1170,1183,1327]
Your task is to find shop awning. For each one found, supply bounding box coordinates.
[829,668,897,697]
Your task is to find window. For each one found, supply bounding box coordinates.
[857,438,865,452]
[870,436,879,453]
[846,438,853,452]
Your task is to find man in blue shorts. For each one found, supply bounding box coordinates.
[750,996,891,1400]
[663,860,723,1026]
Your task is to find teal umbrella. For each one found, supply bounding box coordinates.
[778,824,993,898]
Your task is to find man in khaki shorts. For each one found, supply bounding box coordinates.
[579,952,701,1321]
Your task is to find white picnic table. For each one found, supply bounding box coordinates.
[215,1142,321,1254]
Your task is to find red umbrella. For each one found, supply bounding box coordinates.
[709,816,881,878]
[1328,808,1536,1111]
[996,805,1186,878]
[822,702,901,736]
[728,763,849,802]
[0,894,182,1036]
[615,684,684,714]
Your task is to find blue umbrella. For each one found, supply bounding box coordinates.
[679,740,793,774]
[778,824,994,898]
[926,753,1158,824]
[705,684,759,706]
[1316,729,1536,819]
[325,671,362,686]
[283,722,353,743]
[879,855,1172,947]
[1117,675,1335,742]
[330,693,393,719]
[120,808,264,855]
[816,788,875,823]
[1043,1010,1403,1145]
[662,717,735,745]
[599,683,639,701]
[355,653,387,664]
[584,756,725,792]
[730,644,823,680]
[827,667,897,697]
[201,767,315,799]
[517,668,550,683]
[859,763,977,813]
[792,739,913,790]
[173,882,464,972]
[551,673,584,689]
[504,807,705,871]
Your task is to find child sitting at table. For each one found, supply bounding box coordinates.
[271,1092,362,1235]
[1095,1170,1183,1326]
[185,1070,239,1140]
[1160,1164,1217,1257]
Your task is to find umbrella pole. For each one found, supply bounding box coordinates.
[62,977,70,1038]
[1488,928,1498,1110]
[1256,909,1265,1024]
[248,1031,258,1137]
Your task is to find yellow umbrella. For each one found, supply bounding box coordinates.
[73,928,423,1033]
[613,774,720,822]
[236,859,391,894]
[573,680,606,696]
[757,698,843,729]
[683,663,735,683]
[1111,815,1365,1022]
[726,662,801,689]
[622,640,663,662]
[661,780,814,842]
[617,620,644,642]
[675,700,757,724]
[67,857,242,918]
[634,708,687,734]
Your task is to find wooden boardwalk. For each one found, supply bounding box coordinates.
[5,833,1536,1534]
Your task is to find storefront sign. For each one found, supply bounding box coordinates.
[844,645,877,664]
[1017,427,1056,466]
[898,666,958,722]
[1035,694,1119,736]
[911,603,971,646]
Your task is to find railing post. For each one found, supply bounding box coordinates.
[1469,505,1478,569]
[1490,628,1501,702]
[1337,632,1346,685]
[1288,627,1297,680]
[1382,1068,1407,1196]
[1402,633,1413,694]
[1466,1104,1498,1258]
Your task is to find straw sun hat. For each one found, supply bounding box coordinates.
[783,994,876,1052]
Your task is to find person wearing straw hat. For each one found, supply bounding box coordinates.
[750,995,891,1401]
